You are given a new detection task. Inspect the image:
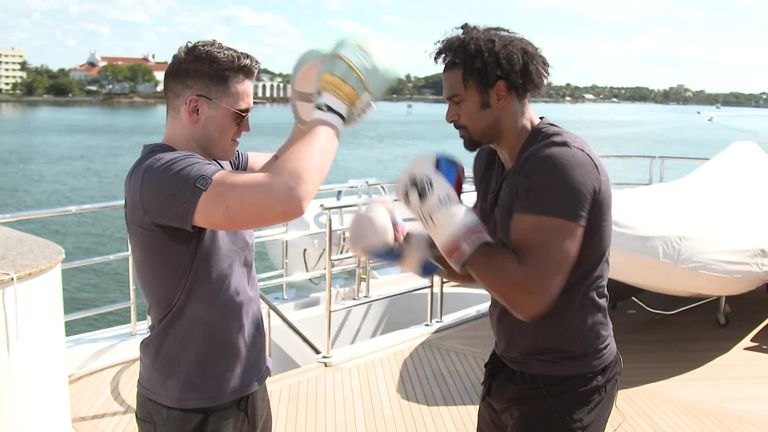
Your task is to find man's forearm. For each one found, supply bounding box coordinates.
[434,254,477,284]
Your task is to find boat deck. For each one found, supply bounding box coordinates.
[69,287,768,431]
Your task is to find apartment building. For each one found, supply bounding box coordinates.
[0,48,27,94]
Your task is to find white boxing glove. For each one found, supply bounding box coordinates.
[397,154,492,272]
[348,199,441,278]
[289,38,396,130]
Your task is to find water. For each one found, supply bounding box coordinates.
[1,101,767,335]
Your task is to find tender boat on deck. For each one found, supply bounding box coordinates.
[609,141,768,324]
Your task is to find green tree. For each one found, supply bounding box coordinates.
[19,74,50,96]
[259,67,289,83]
[419,73,443,96]
[47,77,80,96]
[125,64,157,88]
[100,64,129,87]
[387,77,412,96]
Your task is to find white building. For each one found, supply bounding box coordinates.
[0,48,27,94]
[255,72,288,99]
[70,50,167,93]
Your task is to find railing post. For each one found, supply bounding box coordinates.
[323,208,333,358]
[281,224,289,300]
[364,257,371,297]
[436,275,445,323]
[127,240,137,336]
[659,159,667,183]
[265,308,272,358]
[426,274,434,326]
[354,258,362,300]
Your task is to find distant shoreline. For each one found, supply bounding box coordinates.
[1,94,765,109]
[0,95,166,104]
[0,95,281,105]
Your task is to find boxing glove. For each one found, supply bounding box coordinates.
[348,199,441,278]
[397,154,492,272]
[289,38,395,130]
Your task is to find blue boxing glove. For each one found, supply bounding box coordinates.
[397,154,492,272]
[348,199,441,278]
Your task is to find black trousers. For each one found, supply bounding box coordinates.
[477,351,621,432]
[135,384,272,432]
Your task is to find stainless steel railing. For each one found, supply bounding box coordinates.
[317,198,441,357]
[0,178,440,359]
[601,155,707,186]
[0,201,141,334]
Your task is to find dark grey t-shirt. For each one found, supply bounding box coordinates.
[124,143,268,409]
[473,118,616,375]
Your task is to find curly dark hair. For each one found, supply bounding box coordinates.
[434,24,549,104]
[163,40,260,107]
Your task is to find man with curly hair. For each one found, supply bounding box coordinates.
[399,24,621,431]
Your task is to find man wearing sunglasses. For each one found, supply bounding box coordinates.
[124,39,393,431]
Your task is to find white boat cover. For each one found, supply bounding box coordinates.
[610,141,768,297]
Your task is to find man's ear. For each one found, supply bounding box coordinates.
[491,80,511,107]
[184,95,202,123]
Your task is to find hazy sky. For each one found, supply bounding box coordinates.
[2,0,766,93]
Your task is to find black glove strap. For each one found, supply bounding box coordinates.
[315,103,346,122]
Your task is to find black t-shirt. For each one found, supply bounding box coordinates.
[473,118,616,375]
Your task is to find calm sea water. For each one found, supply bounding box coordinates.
[1,101,767,334]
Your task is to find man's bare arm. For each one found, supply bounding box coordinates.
[434,254,477,284]
[192,123,339,230]
[465,213,584,322]
[246,152,275,172]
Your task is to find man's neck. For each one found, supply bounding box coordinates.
[492,104,540,170]
[161,123,200,156]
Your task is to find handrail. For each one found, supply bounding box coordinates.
[318,198,441,357]
[0,200,124,224]
[601,154,707,185]
[0,179,443,360]
[62,252,130,270]
[260,292,322,355]
[65,301,132,322]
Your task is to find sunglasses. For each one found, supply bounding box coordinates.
[196,94,251,127]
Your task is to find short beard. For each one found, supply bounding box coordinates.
[461,93,492,153]
[462,136,483,152]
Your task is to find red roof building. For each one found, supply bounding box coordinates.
[70,51,168,91]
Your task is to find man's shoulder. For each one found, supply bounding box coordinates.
[534,119,587,149]
[128,144,211,178]
[527,120,597,164]
[138,143,200,166]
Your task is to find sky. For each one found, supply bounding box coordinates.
[2,0,767,94]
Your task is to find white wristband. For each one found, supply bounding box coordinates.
[442,224,492,272]
[312,92,347,130]
[312,110,345,131]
